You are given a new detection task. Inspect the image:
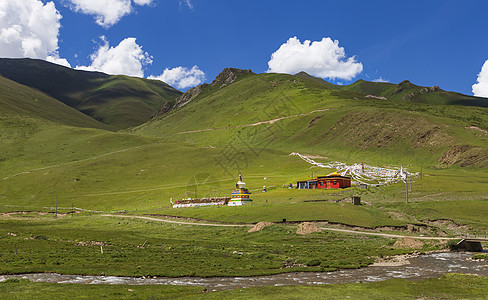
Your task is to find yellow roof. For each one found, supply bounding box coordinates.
[327,171,342,177]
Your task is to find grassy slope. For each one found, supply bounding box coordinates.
[343,79,488,107]
[0,58,182,129]
[0,76,108,130]
[1,71,487,229]
[135,72,488,168]
[1,69,488,292]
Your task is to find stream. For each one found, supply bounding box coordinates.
[4,252,488,291]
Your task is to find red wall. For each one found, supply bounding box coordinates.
[317,178,350,189]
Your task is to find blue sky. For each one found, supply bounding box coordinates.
[1,0,488,96]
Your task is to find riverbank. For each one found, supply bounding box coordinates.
[1,215,425,278]
[2,251,487,291]
[2,273,488,299]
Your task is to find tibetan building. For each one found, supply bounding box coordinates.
[297,172,351,189]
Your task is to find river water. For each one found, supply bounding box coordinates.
[4,252,488,291]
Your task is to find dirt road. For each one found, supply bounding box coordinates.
[102,214,458,240]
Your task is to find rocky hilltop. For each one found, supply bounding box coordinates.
[395,80,440,100]
[153,68,254,118]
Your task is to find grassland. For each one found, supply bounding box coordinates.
[0,214,416,277]
[2,274,488,299]
[1,66,487,296]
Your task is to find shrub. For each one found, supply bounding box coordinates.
[472,254,488,260]
[306,259,321,267]
[447,239,461,250]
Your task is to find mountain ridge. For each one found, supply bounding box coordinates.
[137,70,488,168]
[152,67,254,118]
[0,58,182,130]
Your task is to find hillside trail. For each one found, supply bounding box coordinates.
[102,214,457,240]
[174,108,330,135]
[1,143,158,182]
[1,108,329,182]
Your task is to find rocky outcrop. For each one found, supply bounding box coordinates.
[152,68,254,118]
[175,83,209,107]
[401,86,440,100]
[365,94,388,100]
[394,80,441,100]
[420,86,440,94]
[394,80,414,94]
[437,145,488,167]
[211,68,254,87]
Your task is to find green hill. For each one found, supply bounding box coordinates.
[0,58,182,130]
[1,67,487,227]
[0,76,108,129]
[2,66,488,288]
[342,79,488,107]
[135,70,488,168]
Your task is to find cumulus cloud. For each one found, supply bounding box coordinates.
[76,37,152,77]
[149,66,205,89]
[472,60,488,98]
[373,77,389,83]
[46,55,71,68]
[66,0,153,28]
[0,0,69,65]
[267,36,363,81]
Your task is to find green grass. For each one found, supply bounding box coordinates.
[2,274,488,299]
[0,58,181,129]
[0,214,413,277]
[1,65,488,298]
[0,279,203,299]
[0,76,108,130]
[472,253,488,260]
[342,78,488,108]
[207,274,488,299]
[153,201,405,228]
[134,72,488,169]
[382,199,488,232]
[1,107,487,232]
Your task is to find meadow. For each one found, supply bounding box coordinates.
[0,214,416,277]
[1,65,488,296]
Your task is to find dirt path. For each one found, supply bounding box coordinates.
[1,143,158,181]
[102,214,458,240]
[101,214,252,227]
[318,227,456,240]
[174,109,330,135]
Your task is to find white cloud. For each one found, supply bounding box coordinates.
[0,0,69,65]
[472,60,488,98]
[179,0,194,9]
[133,0,153,5]
[267,36,363,81]
[373,77,389,83]
[76,37,152,77]
[66,0,153,28]
[46,55,71,68]
[149,66,205,89]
